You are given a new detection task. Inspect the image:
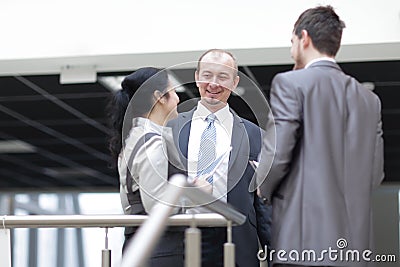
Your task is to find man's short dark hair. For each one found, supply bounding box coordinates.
[294,5,346,56]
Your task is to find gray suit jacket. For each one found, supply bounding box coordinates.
[168,107,271,267]
[257,60,384,266]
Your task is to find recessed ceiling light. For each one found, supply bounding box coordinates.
[0,140,37,153]
[43,167,96,178]
[168,73,187,93]
[60,65,97,84]
[234,86,245,96]
[362,82,375,91]
[98,76,125,91]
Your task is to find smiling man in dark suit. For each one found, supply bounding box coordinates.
[168,49,271,267]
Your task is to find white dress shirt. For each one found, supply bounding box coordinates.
[187,102,233,209]
[305,57,336,68]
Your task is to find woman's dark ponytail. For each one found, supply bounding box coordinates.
[106,89,131,168]
[106,67,169,168]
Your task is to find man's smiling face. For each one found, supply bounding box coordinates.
[195,52,239,110]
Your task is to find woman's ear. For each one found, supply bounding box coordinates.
[153,90,165,104]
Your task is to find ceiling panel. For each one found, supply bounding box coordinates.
[0,60,398,192]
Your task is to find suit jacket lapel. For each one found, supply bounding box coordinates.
[228,113,246,191]
[178,109,194,170]
[229,113,246,167]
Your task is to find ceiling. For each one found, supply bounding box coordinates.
[0,60,399,192]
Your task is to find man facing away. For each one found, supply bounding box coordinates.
[168,49,271,267]
[257,5,384,267]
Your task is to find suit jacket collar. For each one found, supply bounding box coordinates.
[308,60,342,72]
[177,110,192,170]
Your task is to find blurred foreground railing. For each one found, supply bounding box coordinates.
[2,213,234,229]
[1,174,246,267]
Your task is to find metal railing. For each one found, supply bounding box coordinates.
[2,213,233,229]
[1,174,246,267]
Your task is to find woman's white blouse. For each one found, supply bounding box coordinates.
[118,117,179,215]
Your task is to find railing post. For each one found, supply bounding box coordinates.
[185,218,201,267]
[101,227,111,267]
[224,220,235,267]
[1,215,12,267]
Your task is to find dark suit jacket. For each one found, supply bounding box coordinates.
[168,107,271,267]
[257,60,384,266]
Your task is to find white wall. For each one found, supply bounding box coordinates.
[0,0,399,75]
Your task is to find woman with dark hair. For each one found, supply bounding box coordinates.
[106,67,183,266]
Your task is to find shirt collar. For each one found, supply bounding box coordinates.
[305,57,336,69]
[132,117,164,134]
[196,102,231,123]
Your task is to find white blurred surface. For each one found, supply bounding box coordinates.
[12,193,124,267]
